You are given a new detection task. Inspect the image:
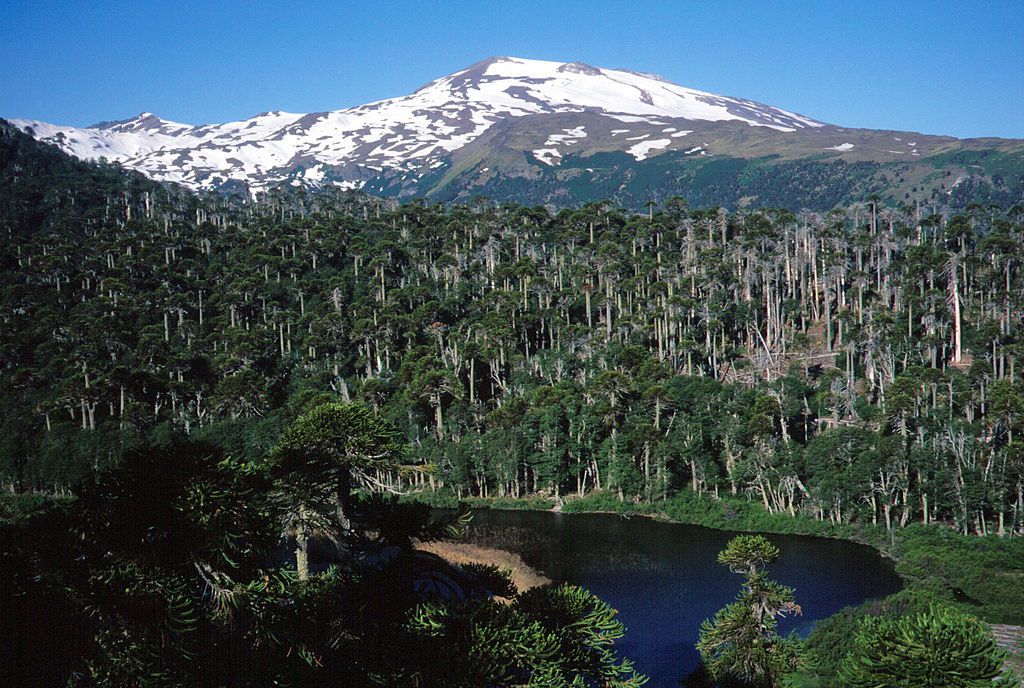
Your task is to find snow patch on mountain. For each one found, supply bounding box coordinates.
[545,126,588,145]
[628,138,672,160]
[533,148,562,165]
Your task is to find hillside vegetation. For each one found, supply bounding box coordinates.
[3,121,1022,544]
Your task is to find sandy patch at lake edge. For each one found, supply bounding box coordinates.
[416,541,552,595]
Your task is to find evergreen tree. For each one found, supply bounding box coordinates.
[840,605,1012,688]
[270,401,403,577]
[697,535,803,687]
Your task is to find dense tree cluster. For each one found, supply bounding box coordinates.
[1,403,645,687]
[2,122,1023,539]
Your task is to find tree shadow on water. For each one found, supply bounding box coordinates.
[680,663,757,688]
[679,664,715,687]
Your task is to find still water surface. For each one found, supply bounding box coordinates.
[466,510,902,687]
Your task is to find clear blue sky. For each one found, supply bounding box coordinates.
[3,0,1022,138]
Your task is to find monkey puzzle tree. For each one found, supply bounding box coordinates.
[271,401,403,578]
[697,535,803,687]
[403,583,647,687]
[840,605,1012,688]
[408,357,463,440]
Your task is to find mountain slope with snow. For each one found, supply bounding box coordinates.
[9,56,1024,208]
[10,57,828,190]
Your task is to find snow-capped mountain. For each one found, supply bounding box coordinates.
[10,56,1023,208]
[11,57,827,191]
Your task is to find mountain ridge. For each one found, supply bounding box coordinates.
[9,56,1024,209]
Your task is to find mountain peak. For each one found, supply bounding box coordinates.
[88,112,191,135]
[90,111,154,128]
[556,61,603,76]
[465,55,518,69]
[12,56,834,192]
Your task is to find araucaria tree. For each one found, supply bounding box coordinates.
[270,401,403,578]
[840,605,1012,688]
[697,535,803,687]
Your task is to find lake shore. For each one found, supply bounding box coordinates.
[416,540,552,594]
[412,490,899,556]
[405,489,1024,627]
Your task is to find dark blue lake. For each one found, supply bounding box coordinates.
[466,509,902,687]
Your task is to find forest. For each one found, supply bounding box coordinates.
[3,120,1023,539]
[2,119,1024,686]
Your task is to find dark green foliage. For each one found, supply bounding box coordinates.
[802,589,949,686]
[0,119,171,239]
[274,401,403,473]
[404,584,646,687]
[716,534,780,575]
[840,605,1009,688]
[0,493,91,685]
[270,400,404,518]
[697,535,804,687]
[1,434,645,686]
[893,525,1024,625]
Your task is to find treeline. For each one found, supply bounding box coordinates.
[429,147,1024,212]
[2,121,1023,537]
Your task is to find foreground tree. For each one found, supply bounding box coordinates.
[275,402,404,525]
[696,535,803,687]
[404,583,647,687]
[840,605,1013,688]
[270,401,403,578]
